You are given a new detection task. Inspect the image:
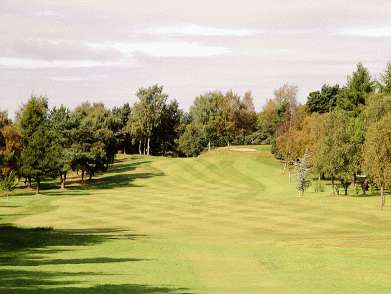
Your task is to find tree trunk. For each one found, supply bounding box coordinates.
[143,137,146,155]
[139,139,142,155]
[331,176,335,196]
[344,185,348,196]
[380,185,385,209]
[208,141,211,152]
[81,170,85,184]
[28,177,32,189]
[36,179,40,195]
[288,169,291,184]
[89,172,92,181]
[147,137,150,156]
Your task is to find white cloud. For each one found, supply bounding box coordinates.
[50,74,108,82]
[337,27,391,37]
[143,24,259,36]
[0,57,130,69]
[88,41,229,57]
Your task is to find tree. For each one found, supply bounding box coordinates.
[133,85,168,155]
[127,104,147,155]
[377,62,391,94]
[295,153,310,196]
[152,100,182,155]
[112,103,131,154]
[236,91,257,144]
[189,91,221,151]
[306,84,340,113]
[0,119,22,176]
[336,63,373,112]
[216,91,239,146]
[316,111,364,195]
[363,114,391,208]
[0,170,18,198]
[17,96,55,191]
[16,96,48,140]
[256,99,282,144]
[73,102,115,181]
[273,83,298,109]
[178,122,207,157]
[48,106,79,189]
[276,129,304,182]
[19,126,59,194]
[364,93,391,126]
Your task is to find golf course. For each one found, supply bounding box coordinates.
[1,145,391,294]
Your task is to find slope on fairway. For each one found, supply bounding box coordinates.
[1,146,391,294]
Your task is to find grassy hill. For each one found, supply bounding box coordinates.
[1,146,391,293]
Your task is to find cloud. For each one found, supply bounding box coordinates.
[49,74,107,82]
[142,24,259,37]
[88,41,229,58]
[10,39,123,61]
[337,27,391,37]
[0,57,131,69]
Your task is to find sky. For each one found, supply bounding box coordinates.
[1,0,391,116]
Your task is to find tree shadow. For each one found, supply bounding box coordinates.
[40,160,163,196]
[0,225,191,294]
[2,283,191,294]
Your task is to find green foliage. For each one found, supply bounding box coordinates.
[152,100,182,155]
[314,111,365,195]
[363,113,391,207]
[127,85,169,155]
[336,63,373,112]
[111,103,131,153]
[19,126,60,191]
[306,84,340,113]
[183,90,258,155]
[17,97,60,192]
[73,103,116,179]
[0,170,18,196]
[16,96,48,140]
[377,63,391,94]
[364,93,391,126]
[178,123,207,157]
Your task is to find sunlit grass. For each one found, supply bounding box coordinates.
[1,147,391,293]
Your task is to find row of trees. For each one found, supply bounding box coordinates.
[0,84,257,193]
[273,63,391,207]
[1,63,390,201]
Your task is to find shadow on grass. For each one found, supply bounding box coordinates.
[1,283,191,294]
[40,160,162,196]
[0,225,190,294]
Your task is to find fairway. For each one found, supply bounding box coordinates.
[1,146,391,293]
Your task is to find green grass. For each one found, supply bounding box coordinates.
[1,145,391,293]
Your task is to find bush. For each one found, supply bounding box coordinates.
[0,171,18,197]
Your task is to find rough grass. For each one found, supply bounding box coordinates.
[1,145,391,293]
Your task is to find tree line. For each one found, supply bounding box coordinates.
[272,63,391,207]
[0,84,257,193]
[0,63,390,203]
